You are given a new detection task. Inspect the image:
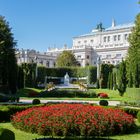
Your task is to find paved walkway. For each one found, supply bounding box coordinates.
[20,99,120,106]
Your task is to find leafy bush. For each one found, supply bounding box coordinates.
[120,107,140,118]
[0,94,9,102]
[99,100,109,106]
[39,89,97,98]
[11,104,135,137]
[32,99,41,105]
[0,105,41,122]
[137,111,140,123]
[0,106,10,122]
[0,128,15,140]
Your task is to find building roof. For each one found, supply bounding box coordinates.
[74,22,135,38]
[105,22,135,31]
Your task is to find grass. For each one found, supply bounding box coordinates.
[0,121,140,140]
[0,123,42,140]
[18,88,133,102]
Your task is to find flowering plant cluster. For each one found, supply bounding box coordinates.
[11,104,135,137]
[78,83,87,91]
[47,82,55,91]
[28,91,38,97]
[98,92,109,98]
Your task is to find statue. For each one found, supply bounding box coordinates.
[96,22,104,31]
[64,72,70,86]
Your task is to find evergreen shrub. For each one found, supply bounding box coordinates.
[99,100,108,106]
[32,99,41,105]
[0,128,15,140]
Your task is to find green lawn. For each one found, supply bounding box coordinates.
[1,121,140,140]
[19,88,133,102]
[0,123,42,140]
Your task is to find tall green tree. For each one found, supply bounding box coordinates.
[56,51,79,67]
[0,16,17,94]
[100,64,114,88]
[117,60,127,96]
[127,13,140,87]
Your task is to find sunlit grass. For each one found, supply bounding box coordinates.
[19,88,133,102]
[1,120,140,140]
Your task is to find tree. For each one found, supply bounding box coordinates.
[117,60,127,96]
[56,51,79,67]
[100,64,114,88]
[127,13,140,87]
[0,16,17,94]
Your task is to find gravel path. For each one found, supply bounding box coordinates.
[20,99,120,106]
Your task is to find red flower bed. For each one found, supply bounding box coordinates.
[11,104,135,137]
[98,93,109,98]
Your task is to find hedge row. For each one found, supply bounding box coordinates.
[39,89,97,98]
[37,66,97,85]
[0,104,44,122]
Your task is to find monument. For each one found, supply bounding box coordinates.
[64,72,70,86]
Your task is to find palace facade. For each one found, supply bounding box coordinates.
[16,20,134,67]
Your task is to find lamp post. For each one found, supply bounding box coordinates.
[97,56,101,79]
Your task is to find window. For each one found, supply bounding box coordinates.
[106,55,111,58]
[116,54,121,58]
[78,41,81,44]
[104,37,106,42]
[118,35,121,41]
[87,55,89,59]
[46,61,49,67]
[40,60,43,65]
[124,34,128,40]
[77,55,81,59]
[90,39,94,43]
[108,36,110,42]
[114,35,117,41]
[84,40,87,43]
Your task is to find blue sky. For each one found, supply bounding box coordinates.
[0,0,139,52]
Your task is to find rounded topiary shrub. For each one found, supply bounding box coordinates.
[11,104,135,137]
[0,128,15,140]
[32,99,41,105]
[137,111,140,123]
[99,100,109,106]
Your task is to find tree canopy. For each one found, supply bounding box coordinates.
[127,13,140,87]
[0,16,17,94]
[56,51,79,67]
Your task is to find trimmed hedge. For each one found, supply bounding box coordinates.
[0,128,15,140]
[121,107,140,118]
[99,100,108,106]
[37,66,97,85]
[126,88,140,101]
[39,89,97,98]
[32,99,41,105]
[0,105,44,122]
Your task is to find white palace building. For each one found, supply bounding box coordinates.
[16,20,134,67]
